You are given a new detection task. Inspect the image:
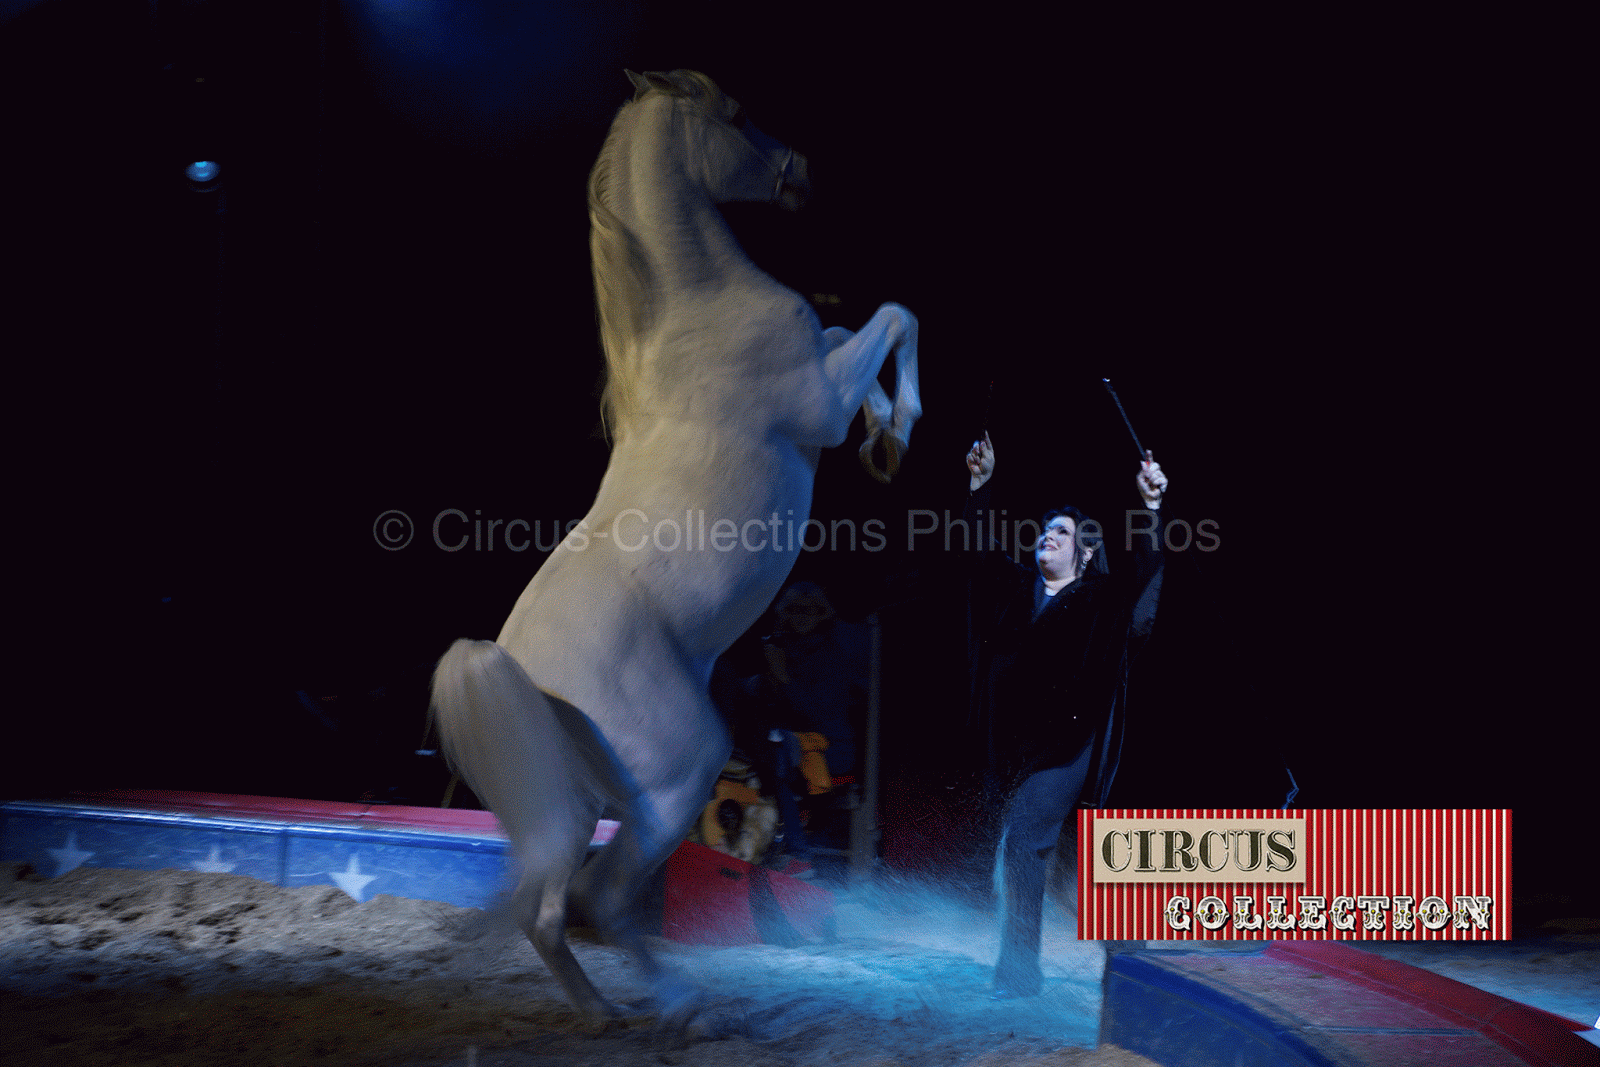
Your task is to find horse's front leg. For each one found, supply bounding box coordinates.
[823,304,921,482]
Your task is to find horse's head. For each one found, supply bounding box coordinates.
[624,69,811,211]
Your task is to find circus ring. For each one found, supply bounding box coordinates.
[3,791,1595,1066]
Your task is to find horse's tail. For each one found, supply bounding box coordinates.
[430,639,619,870]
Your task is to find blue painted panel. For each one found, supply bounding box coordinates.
[283,830,508,907]
[2,810,285,883]
[1100,953,1341,1067]
[0,802,516,910]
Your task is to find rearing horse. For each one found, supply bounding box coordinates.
[430,69,920,1030]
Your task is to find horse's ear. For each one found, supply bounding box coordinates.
[626,69,678,100]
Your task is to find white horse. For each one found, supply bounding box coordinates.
[430,69,920,1031]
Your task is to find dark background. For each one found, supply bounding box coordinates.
[4,3,1586,917]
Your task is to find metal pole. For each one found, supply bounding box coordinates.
[850,613,882,887]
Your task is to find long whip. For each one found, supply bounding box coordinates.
[1101,378,1146,462]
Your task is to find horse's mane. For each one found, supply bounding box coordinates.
[587,120,651,444]
[588,71,739,443]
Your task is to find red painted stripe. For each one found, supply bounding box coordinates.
[67,790,621,845]
[1269,942,1592,1066]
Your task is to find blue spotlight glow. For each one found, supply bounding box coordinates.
[346,0,641,140]
[185,160,220,183]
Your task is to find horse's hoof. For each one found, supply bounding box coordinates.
[882,434,904,479]
[858,431,902,484]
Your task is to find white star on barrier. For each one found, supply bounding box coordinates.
[47,832,93,877]
[192,843,236,873]
[329,854,377,902]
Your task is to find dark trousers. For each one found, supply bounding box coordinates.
[993,745,1091,996]
[772,731,809,858]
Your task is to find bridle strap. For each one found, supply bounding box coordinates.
[772,147,794,201]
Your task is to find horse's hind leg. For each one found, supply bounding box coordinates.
[570,825,703,1031]
[513,862,623,1030]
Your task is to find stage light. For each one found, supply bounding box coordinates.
[185,160,220,183]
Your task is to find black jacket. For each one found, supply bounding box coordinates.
[964,480,1164,806]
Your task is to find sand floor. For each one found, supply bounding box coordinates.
[6,860,1595,1065]
[0,862,1157,1067]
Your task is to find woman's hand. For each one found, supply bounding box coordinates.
[968,432,995,491]
[1137,450,1168,507]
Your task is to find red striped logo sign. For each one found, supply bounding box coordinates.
[1076,810,1511,940]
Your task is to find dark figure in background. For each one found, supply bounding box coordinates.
[760,582,868,862]
[964,433,1167,999]
[708,582,869,866]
